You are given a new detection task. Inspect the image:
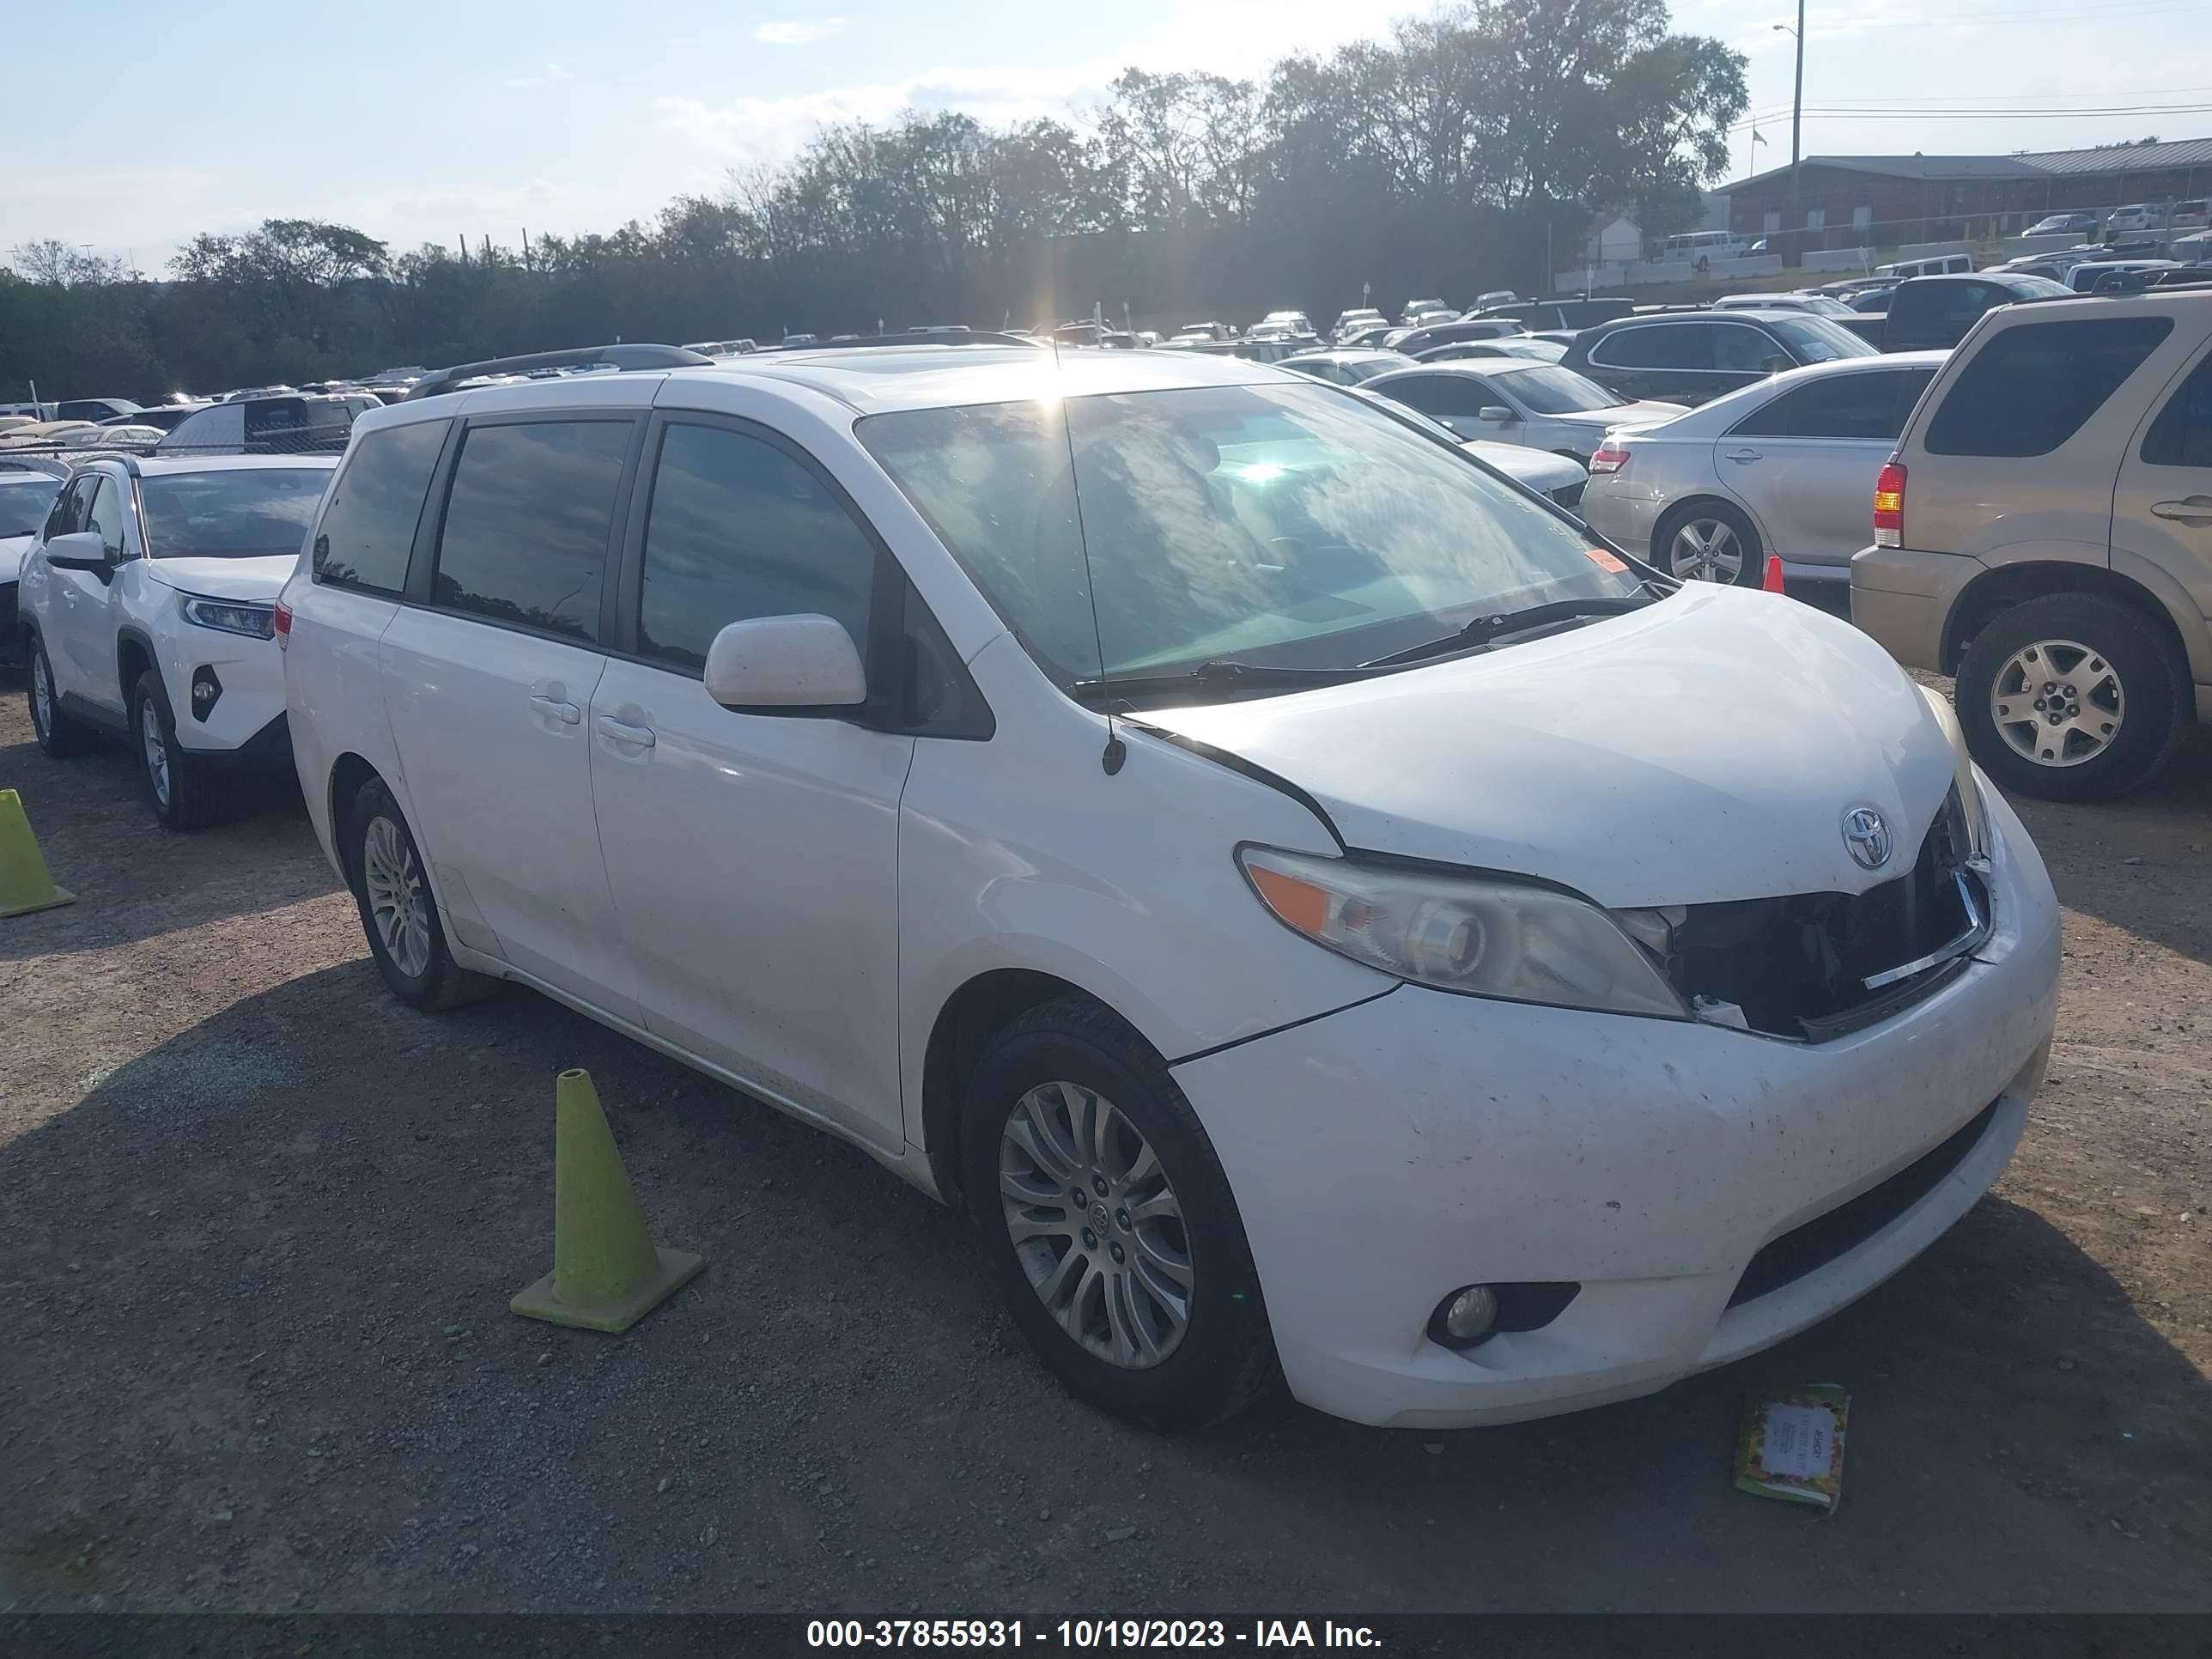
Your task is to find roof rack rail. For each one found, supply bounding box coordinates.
[781,330,1041,351]
[403,343,714,402]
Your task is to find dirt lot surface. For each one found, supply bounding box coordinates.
[1,660,2207,1617]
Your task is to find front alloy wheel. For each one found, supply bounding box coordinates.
[999,1080,1193,1369]
[140,698,171,808]
[1667,515,1746,583]
[963,997,1278,1428]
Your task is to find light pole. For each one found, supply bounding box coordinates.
[1773,7,1805,261]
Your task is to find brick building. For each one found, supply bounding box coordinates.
[1719,137,2212,258]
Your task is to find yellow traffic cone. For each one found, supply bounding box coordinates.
[0,789,74,919]
[511,1069,703,1333]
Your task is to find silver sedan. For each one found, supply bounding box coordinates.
[1577,351,1947,586]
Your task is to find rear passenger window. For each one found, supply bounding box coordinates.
[1594,325,1707,370]
[1732,368,1936,441]
[2141,350,2212,468]
[1923,317,2174,458]
[432,420,630,643]
[635,422,880,673]
[313,419,449,594]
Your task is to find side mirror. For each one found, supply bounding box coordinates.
[1760,355,1793,374]
[45,530,112,574]
[703,613,866,714]
[1477,405,1515,423]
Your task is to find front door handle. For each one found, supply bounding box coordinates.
[595,715,656,748]
[1723,448,1763,464]
[529,694,580,725]
[2149,495,2212,526]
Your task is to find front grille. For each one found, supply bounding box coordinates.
[1652,791,1984,1041]
[1548,481,1587,511]
[1728,1098,1999,1307]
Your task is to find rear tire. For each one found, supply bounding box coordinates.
[1653,499,1762,586]
[27,635,95,759]
[343,776,502,1010]
[1955,593,2188,803]
[962,997,1278,1429]
[131,671,224,830]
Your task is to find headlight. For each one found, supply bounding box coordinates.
[180,594,276,639]
[1238,847,1688,1018]
[1917,683,1990,863]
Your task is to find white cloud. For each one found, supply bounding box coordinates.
[504,63,575,90]
[755,18,848,46]
[659,0,1379,165]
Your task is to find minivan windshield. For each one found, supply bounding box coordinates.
[140,466,329,558]
[858,381,1643,694]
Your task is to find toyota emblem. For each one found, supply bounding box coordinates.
[1841,806,1893,871]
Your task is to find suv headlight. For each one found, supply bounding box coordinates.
[180,594,276,639]
[1239,847,1688,1018]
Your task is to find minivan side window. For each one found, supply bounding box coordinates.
[431,419,630,643]
[635,422,878,672]
[1733,368,1936,440]
[1592,325,1707,370]
[312,418,450,595]
[1923,317,2174,458]
[2141,349,2212,468]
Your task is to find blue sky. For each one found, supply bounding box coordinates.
[5,0,2207,271]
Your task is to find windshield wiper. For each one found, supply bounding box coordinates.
[1070,659,1380,705]
[1359,595,1647,669]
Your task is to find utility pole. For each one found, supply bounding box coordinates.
[1774,2,1806,264]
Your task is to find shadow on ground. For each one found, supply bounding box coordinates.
[0,724,334,961]
[3,965,2205,1614]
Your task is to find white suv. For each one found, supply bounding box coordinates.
[19,453,336,827]
[283,342,2059,1431]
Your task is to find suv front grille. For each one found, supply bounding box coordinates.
[1652,790,1987,1042]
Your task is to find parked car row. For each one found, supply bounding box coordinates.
[12,331,2064,1437]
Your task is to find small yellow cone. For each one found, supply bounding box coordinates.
[0,789,74,919]
[511,1069,703,1333]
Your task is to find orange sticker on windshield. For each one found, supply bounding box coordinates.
[1585,547,1630,574]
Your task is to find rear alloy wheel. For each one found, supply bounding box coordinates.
[1656,501,1762,586]
[1956,593,2188,802]
[27,636,95,758]
[963,998,1277,1429]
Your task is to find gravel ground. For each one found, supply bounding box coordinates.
[0,660,2207,1616]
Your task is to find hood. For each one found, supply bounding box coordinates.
[1133,586,1957,908]
[1462,441,1582,493]
[142,553,299,602]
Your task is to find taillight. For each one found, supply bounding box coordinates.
[1589,443,1630,475]
[1874,461,1906,548]
[273,600,293,651]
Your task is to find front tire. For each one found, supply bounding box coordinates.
[1955,593,2189,802]
[131,671,223,830]
[962,998,1277,1429]
[343,776,502,1010]
[1654,499,1762,586]
[27,635,95,758]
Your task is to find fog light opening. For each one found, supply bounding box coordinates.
[1431,1284,1499,1350]
[190,666,222,722]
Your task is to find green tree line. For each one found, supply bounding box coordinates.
[0,0,1743,402]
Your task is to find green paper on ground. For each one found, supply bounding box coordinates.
[1735,1383,1849,1511]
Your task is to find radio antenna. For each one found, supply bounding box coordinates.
[1049,333,1125,775]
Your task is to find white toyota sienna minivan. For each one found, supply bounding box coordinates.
[280,341,2061,1431]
